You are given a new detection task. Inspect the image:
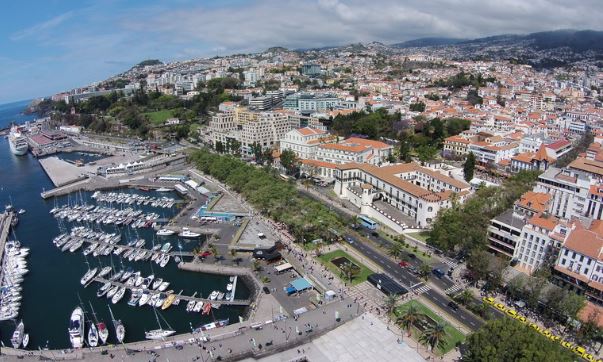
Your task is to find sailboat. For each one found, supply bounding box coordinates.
[108,305,125,344]
[88,321,99,347]
[11,320,24,348]
[145,308,175,340]
[89,302,109,345]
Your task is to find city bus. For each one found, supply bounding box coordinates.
[357,215,378,230]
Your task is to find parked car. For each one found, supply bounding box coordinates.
[398,261,410,268]
[408,266,420,275]
[262,286,271,294]
[345,236,355,244]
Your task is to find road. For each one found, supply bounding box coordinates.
[344,234,484,331]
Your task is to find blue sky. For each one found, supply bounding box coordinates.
[1,0,602,105]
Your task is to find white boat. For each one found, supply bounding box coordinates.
[208,291,219,300]
[80,268,98,286]
[178,227,201,238]
[97,322,109,345]
[159,254,170,268]
[18,209,26,215]
[226,283,233,291]
[108,305,125,344]
[98,266,112,278]
[145,329,176,340]
[156,187,172,192]
[156,229,175,236]
[11,320,24,348]
[8,126,28,156]
[157,281,170,292]
[139,291,151,306]
[88,322,99,347]
[22,333,29,348]
[112,287,126,304]
[68,307,85,349]
[152,278,163,290]
[193,301,204,312]
[106,286,119,299]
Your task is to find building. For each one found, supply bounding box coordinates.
[301,63,321,76]
[512,215,566,274]
[468,142,519,166]
[210,109,291,154]
[283,93,349,113]
[534,167,591,220]
[279,127,331,160]
[553,220,603,305]
[510,144,555,172]
[315,137,393,166]
[333,162,471,230]
[442,136,471,157]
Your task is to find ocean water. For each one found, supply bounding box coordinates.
[0,101,249,349]
[0,100,35,128]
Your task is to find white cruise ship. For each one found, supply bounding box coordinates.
[8,126,28,156]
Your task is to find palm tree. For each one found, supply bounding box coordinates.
[340,261,359,284]
[252,260,262,272]
[383,294,399,323]
[419,263,431,281]
[388,243,403,260]
[419,321,448,352]
[456,289,473,306]
[397,304,423,337]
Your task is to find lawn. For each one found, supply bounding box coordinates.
[145,109,175,125]
[407,231,430,243]
[317,249,373,285]
[394,300,465,355]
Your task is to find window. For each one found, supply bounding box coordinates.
[564,249,569,256]
[580,255,584,262]
[561,258,566,265]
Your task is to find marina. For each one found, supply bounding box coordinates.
[0,121,251,349]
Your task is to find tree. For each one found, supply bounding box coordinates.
[577,310,603,345]
[250,142,263,163]
[252,260,262,272]
[456,289,474,306]
[418,263,431,281]
[419,321,448,352]
[388,243,403,260]
[214,141,225,153]
[340,261,359,284]
[463,318,574,362]
[409,102,426,112]
[416,145,438,163]
[383,295,399,324]
[280,149,298,175]
[397,304,423,336]
[463,152,476,182]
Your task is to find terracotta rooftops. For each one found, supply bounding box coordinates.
[297,127,326,136]
[563,223,603,260]
[516,191,551,213]
[527,215,558,231]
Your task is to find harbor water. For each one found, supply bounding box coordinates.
[0,101,249,349]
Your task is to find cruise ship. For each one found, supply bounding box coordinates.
[8,126,28,156]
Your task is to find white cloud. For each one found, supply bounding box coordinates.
[10,11,75,41]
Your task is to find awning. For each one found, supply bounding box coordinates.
[274,263,293,272]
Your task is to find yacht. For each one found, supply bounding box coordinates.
[8,126,28,156]
[111,287,126,304]
[161,294,176,310]
[68,307,84,349]
[208,291,219,300]
[108,305,125,344]
[11,320,24,348]
[152,278,163,290]
[226,283,233,291]
[157,281,170,292]
[159,254,170,268]
[96,282,112,298]
[88,322,99,347]
[139,291,151,306]
[193,301,204,313]
[98,266,112,278]
[22,333,29,348]
[160,242,172,253]
[156,187,172,192]
[179,228,201,238]
[145,329,176,340]
[80,268,98,286]
[156,229,175,236]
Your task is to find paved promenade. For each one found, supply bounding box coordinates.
[0,299,363,361]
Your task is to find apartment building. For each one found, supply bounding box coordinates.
[513,215,567,274]
[553,221,603,304]
[533,167,591,220]
[279,127,332,160]
[210,109,291,154]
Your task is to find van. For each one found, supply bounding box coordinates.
[432,268,445,278]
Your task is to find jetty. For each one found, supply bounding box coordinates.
[0,212,13,267]
[90,277,251,306]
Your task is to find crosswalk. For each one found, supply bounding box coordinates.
[412,285,431,295]
[445,284,465,295]
[442,259,458,269]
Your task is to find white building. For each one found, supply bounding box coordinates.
[279,127,331,160]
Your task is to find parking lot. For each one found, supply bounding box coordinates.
[256,259,321,315]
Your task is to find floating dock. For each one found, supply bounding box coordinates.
[90,277,250,306]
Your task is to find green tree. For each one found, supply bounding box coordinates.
[418,263,431,281]
[340,261,359,284]
[463,318,574,362]
[388,243,403,260]
[409,102,426,112]
[383,295,399,324]
[397,304,423,336]
[416,145,438,163]
[463,152,476,182]
[419,321,448,352]
[215,141,225,153]
[280,149,298,175]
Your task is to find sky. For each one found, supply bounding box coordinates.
[1,0,602,104]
